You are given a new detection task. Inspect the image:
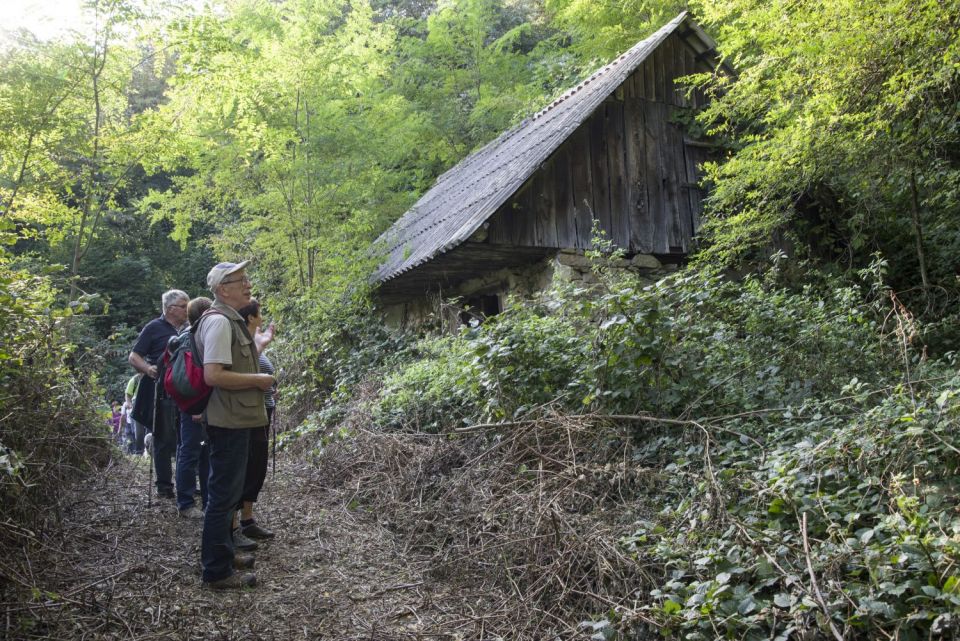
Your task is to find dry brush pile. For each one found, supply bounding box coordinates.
[310,403,678,639]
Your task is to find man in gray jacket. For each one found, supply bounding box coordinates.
[195,261,274,589]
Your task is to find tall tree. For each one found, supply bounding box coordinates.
[689,0,960,297]
[64,0,148,300]
[0,36,83,217]
[544,0,686,62]
[1,0,163,303]
[143,0,429,296]
[392,0,546,159]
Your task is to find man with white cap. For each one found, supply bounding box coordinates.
[194,260,275,590]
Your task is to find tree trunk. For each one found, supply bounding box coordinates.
[908,168,929,299]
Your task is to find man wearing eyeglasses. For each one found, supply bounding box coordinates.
[129,289,189,499]
[194,261,275,590]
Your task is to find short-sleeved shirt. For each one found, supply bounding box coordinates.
[132,316,180,364]
[196,314,234,365]
[125,374,141,399]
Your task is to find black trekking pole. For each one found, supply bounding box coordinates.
[272,369,282,479]
[148,375,158,508]
[271,404,277,479]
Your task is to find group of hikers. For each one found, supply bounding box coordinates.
[121,261,277,590]
[109,375,154,455]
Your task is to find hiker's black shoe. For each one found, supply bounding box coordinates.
[232,528,259,552]
[242,521,275,540]
[204,572,256,590]
[157,489,175,500]
[233,554,256,570]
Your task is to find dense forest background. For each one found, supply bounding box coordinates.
[2,0,960,638]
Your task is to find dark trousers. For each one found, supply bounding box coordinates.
[123,421,136,454]
[152,399,178,494]
[199,441,210,510]
[176,412,209,511]
[131,420,146,455]
[240,409,272,505]
[201,425,251,583]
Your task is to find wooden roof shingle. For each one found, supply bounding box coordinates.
[372,11,720,286]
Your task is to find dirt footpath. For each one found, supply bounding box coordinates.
[7,452,505,641]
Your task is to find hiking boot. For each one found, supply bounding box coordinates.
[157,488,175,500]
[233,554,256,570]
[179,505,204,519]
[204,572,256,590]
[233,528,259,552]
[241,521,275,540]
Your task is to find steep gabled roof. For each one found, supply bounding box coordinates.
[372,11,720,285]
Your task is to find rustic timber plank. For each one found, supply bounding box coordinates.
[487,198,513,244]
[568,127,595,249]
[676,35,691,108]
[686,142,708,230]
[515,182,536,246]
[654,42,665,103]
[624,97,651,253]
[552,150,576,248]
[643,100,666,253]
[664,36,679,106]
[644,57,655,102]
[535,160,560,247]
[673,36,688,107]
[668,110,693,251]
[631,65,644,100]
[606,101,631,249]
[661,104,683,252]
[589,110,613,243]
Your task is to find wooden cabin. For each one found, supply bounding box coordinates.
[372,12,728,324]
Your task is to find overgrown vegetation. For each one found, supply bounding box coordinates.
[367,261,889,427]
[300,256,960,639]
[691,0,960,300]
[2,0,960,639]
[0,237,111,610]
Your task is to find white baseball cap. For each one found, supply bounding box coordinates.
[206,260,251,292]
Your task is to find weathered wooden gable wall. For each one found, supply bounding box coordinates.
[487,32,714,255]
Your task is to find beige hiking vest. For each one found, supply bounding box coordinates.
[203,301,268,429]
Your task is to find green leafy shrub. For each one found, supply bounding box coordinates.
[623,362,960,640]
[369,263,890,437]
[585,268,887,417]
[274,287,415,424]
[0,243,109,540]
[466,295,594,420]
[374,337,482,431]
[360,256,960,638]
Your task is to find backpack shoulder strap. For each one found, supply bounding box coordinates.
[191,309,228,358]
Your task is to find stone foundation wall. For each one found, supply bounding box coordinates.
[380,250,677,330]
[552,249,673,284]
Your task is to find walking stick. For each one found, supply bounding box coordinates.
[271,369,282,480]
[147,441,154,507]
[148,375,158,507]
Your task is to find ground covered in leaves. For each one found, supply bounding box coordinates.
[1,449,524,641]
[3,412,652,641]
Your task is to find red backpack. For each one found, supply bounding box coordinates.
[162,310,225,415]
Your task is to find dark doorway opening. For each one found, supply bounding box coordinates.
[459,294,502,326]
